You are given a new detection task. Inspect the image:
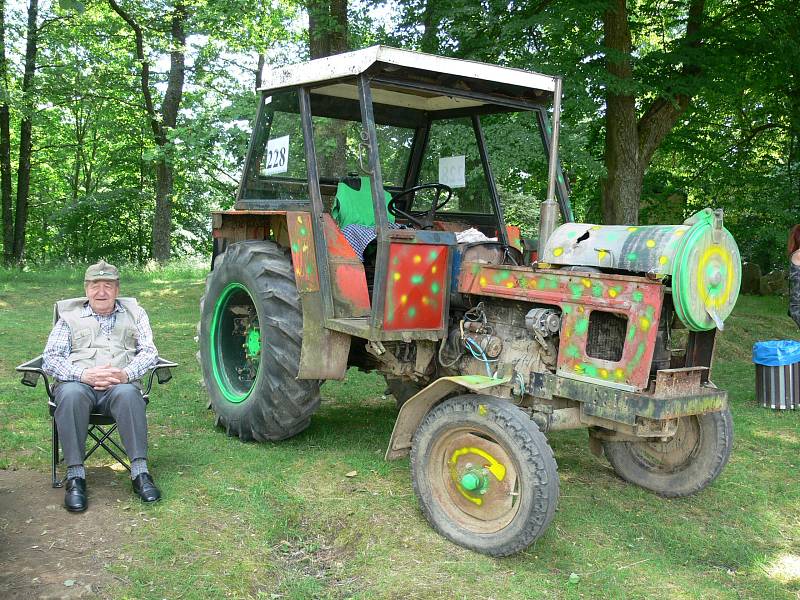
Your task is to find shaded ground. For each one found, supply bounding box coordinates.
[0,468,145,599]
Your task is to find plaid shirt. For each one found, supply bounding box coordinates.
[42,301,158,383]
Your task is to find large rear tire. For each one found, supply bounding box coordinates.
[411,395,559,556]
[199,240,320,441]
[602,408,733,497]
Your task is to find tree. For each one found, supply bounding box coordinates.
[0,0,12,264]
[108,0,186,262]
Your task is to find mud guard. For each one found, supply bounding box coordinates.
[384,375,511,460]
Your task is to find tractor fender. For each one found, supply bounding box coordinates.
[384,375,511,460]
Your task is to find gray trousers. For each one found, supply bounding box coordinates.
[53,382,148,467]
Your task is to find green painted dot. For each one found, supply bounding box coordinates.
[306,265,313,275]
[291,243,299,252]
[627,325,637,341]
[429,250,438,260]
[471,264,480,274]
[591,284,603,298]
[583,364,598,377]
[627,252,638,261]
[569,283,584,299]
[566,344,580,359]
[575,318,589,335]
[411,275,424,285]
[632,291,644,302]
[431,282,440,294]
[299,227,307,236]
[563,305,573,314]
[408,306,416,317]
[566,231,577,239]
[393,257,399,265]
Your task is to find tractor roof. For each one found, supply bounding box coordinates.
[259,46,557,112]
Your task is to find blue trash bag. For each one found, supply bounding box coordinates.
[753,340,800,366]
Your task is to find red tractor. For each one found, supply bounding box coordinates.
[198,47,741,556]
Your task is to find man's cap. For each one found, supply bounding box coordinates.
[84,260,120,282]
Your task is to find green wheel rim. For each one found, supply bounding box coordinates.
[210,282,261,403]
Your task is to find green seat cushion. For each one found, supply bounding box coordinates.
[332,176,394,228]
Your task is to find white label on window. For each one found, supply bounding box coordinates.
[262,135,289,175]
[439,155,465,188]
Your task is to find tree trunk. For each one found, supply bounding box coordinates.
[108,0,186,263]
[0,0,13,265]
[601,0,705,225]
[420,0,439,53]
[13,0,39,263]
[307,0,347,178]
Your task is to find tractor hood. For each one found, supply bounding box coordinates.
[541,208,741,332]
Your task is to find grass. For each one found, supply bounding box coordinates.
[1,267,799,599]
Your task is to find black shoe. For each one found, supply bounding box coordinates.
[64,477,87,512]
[132,473,161,503]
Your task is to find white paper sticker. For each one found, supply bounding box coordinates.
[438,155,465,188]
[262,135,289,176]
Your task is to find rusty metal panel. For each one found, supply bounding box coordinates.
[298,292,350,380]
[654,367,708,398]
[531,373,726,425]
[286,211,320,292]
[383,242,449,331]
[322,214,370,317]
[459,264,663,391]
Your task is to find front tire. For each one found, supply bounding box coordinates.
[199,241,320,441]
[602,408,733,497]
[411,395,559,556]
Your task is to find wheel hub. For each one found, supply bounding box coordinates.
[432,430,520,531]
[631,416,702,472]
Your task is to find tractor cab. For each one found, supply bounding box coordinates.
[220,46,569,344]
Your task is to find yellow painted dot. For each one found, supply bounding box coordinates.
[413,255,422,264]
[431,265,437,274]
[393,272,401,282]
[582,278,591,288]
[608,289,618,298]
[646,239,656,248]
[553,247,563,257]
[598,250,608,261]
[659,255,669,265]
[675,229,686,237]
[478,404,487,416]
[578,305,585,314]
[400,294,408,305]
[506,280,516,288]
[295,268,301,276]
[574,364,583,373]
[628,226,638,232]
[479,276,487,287]
[640,317,650,331]
[422,296,429,305]
[297,215,303,224]
[591,225,601,231]
[614,368,625,380]
[600,369,609,379]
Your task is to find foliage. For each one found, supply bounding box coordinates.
[0,0,797,269]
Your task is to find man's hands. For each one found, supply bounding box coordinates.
[80,365,129,390]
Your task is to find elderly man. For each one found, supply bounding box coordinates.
[42,260,160,512]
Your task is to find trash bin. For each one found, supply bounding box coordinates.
[753,340,800,410]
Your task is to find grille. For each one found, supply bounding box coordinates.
[586,310,627,362]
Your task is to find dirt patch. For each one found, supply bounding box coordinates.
[0,468,140,599]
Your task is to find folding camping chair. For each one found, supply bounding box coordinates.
[15,299,178,488]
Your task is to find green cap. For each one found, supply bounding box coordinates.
[84,260,119,282]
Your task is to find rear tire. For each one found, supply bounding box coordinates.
[199,240,320,441]
[602,408,733,497]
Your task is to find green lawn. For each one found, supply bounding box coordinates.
[1,267,798,599]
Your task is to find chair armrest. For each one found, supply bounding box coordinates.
[142,357,179,396]
[16,355,53,399]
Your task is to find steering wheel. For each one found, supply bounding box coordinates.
[387,183,453,229]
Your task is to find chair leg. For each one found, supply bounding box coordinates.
[86,426,131,472]
[51,418,63,488]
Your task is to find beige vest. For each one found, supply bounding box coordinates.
[57,297,139,371]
